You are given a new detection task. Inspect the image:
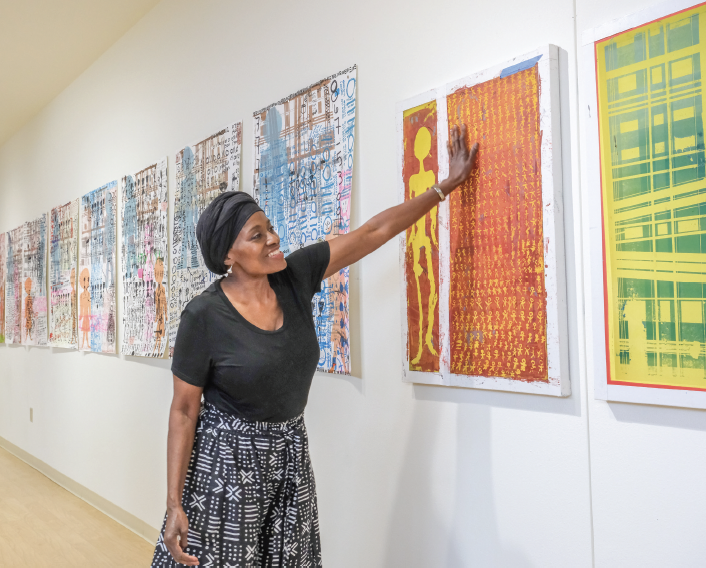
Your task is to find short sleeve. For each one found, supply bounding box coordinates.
[171,303,211,387]
[284,240,331,299]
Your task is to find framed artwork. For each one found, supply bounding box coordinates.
[582,0,706,408]
[398,46,570,396]
[253,66,357,375]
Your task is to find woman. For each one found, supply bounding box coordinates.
[151,126,478,567]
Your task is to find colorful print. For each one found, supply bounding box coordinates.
[79,181,117,353]
[253,65,357,375]
[5,227,23,344]
[447,66,548,381]
[22,215,48,346]
[402,101,440,372]
[121,158,169,357]
[169,122,242,357]
[596,4,706,390]
[49,200,79,349]
[0,233,5,343]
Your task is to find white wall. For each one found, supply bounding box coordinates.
[576,2,706,567]
[0,0,702,567]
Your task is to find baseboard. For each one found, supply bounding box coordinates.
[0,436,159,545]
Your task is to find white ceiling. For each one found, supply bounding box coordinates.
[0,0,162,147]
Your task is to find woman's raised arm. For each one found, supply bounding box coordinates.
[323,125,478,280]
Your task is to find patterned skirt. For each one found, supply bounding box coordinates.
[151,402,322,567]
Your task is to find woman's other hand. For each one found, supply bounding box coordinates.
[164,506,199,566]
[441,124,479,195]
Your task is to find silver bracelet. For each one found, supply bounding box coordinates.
[431,184,445,202]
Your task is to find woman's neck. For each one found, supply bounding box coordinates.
[221,270,273,303]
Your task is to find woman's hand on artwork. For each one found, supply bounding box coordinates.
[164,505,200,566]
[441,124,479,195]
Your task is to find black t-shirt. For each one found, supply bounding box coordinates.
[171,241,331,422]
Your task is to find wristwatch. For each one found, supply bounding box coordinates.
[431,184,445,202]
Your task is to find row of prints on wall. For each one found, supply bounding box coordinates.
[0,66,357,374]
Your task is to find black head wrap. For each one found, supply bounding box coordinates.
[196,191,264,275]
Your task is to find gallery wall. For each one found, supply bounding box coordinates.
[0,0,703,567]
[577,0,706,566]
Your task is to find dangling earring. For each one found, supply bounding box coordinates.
[227,263,233,274]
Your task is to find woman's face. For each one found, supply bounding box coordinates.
[225,211,286,275]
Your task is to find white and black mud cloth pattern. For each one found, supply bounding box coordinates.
[151,402,322,568]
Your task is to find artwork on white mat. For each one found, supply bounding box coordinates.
[121,158,169,357]
[49,200,79,348]
[79,181,118,353]
[581,0,706,409]
[397,46,570,396]
[169,122,242,357]
[5,226,23,344]
[0,232,5,344]
[253,65,357,375]
[22,215,49,346]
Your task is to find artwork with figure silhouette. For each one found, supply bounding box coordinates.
[121,159,169,357]
[169,123,241,357]
[0,233,5,343]
[402,101,440,373]
[253,65,357,375]
[79,181,117,353]
[5,226,23,344]
[397,47,569,397]
[22,215,48,346]
[49,199,79,348]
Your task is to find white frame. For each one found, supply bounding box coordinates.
[398,45,570,397]
[580,0,706,409]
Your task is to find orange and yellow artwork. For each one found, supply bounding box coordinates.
[402,101,441,372]
[448,66,549,381]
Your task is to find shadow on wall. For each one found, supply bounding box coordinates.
[381,402,533,567]
[608,401,706,433]
[381,45,584,567]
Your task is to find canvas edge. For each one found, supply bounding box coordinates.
[396,90,445,386]
[541,44,572,397]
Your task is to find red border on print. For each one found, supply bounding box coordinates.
[593,1,706,393]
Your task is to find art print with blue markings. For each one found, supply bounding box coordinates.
[253,65,356,375]
[22,214,49,346]
[79,181,117,353]
[121,158,169,357]
[49,199,79,348]
[169,122,242,357]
